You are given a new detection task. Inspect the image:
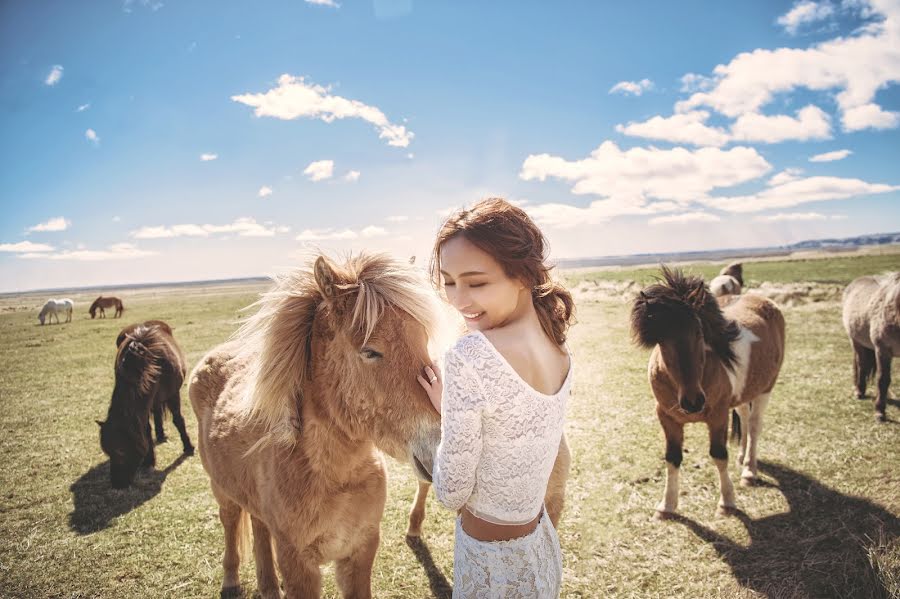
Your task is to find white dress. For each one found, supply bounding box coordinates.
[433,331,573,599]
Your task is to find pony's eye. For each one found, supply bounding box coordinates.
[360,348,383,360]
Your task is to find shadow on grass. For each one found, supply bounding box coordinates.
[68,453,189,534]
[673,461,900,599]
[405,535,452,599]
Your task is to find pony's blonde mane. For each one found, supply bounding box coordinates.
[234,252,443,447]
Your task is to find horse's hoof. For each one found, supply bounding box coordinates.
[183,446,195,456]
[717,504,738,517]
[405,529,422,538]
[156,437,168,445]
[876,411,887,422]
[220,585,242,599]
[654,510,677,521]
[740,475,757,487]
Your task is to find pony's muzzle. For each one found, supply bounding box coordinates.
[680,392,706,414]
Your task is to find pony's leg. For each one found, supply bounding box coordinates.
[275,537,322,598]
[142,422,156,468]
[250,516,280,599]
[741,393,770,484]
[218,501,248,593]
[153,407,167,443]
[655,411,684,519]
[406,481,430,537]
[735,403,750,468]
[168,395,195,455]
[545,434,571,528]
[874,346,891,422]
[709,418,736,515]
[853,341,876,398]
[335,526,379,599]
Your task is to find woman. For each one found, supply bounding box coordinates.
[417,198,575,598]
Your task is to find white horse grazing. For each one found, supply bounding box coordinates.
[38,298,74,325]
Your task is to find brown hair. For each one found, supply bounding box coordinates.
[429,197,575,345]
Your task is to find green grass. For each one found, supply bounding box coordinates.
[1,255,899,598]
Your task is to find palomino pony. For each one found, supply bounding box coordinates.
[189,253,444,598]
[90,296,124,318]
[97,320,194,488]
[631,267,785,518]
[842,272,900,421]
[709,262,743,297]
[38,298,73,324]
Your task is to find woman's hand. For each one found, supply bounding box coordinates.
[417,363,442,414]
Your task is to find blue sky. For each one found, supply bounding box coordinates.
[1,0,898,292]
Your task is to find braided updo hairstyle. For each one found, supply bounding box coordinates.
[429,197,575,345]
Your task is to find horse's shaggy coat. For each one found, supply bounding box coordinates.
[632,267,785,517]
[90,296,124,318]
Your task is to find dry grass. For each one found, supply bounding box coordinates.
[1,254,898,598]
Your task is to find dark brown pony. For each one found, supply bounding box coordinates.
[90,296,124,319]
[631,266,785,518]
[97,320,194,488]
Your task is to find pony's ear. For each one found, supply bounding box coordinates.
[95,419,104,427]
[314,256,337,300]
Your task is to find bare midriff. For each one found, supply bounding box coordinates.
[461,507,541,542]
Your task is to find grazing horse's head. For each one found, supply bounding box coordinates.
[631,266,740,414]
[237,253,445,474]
[97,327,163,488]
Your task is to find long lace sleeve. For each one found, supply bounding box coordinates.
[432,344,486,511]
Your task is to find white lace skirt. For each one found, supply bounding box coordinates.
[452,511,562,599]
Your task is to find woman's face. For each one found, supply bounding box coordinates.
[439,235,527,331]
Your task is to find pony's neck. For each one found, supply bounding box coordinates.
[110,378,152,416]
[297,395,376,482]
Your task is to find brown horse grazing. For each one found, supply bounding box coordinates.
[90,295,124,319]
[189,253,444,598]
[405,437,571,537]
[709,262,743,297]
[842,272,900,421]
[97,320,194,488]
[631,267,785,518]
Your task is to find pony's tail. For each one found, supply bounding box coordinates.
[730,410,742,444]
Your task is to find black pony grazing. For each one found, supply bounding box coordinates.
[97,320,194,488]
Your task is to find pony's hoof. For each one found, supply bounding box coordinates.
[876,411,887,422]
[740,475,757,487]
[405,528,422,538]
[220,585,242,599]
[654,509,677,521]
[716,504,738,517]
[156,436,168,445]
[183,446,195,456]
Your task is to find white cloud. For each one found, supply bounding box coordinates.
[361,225,387,237]
[768,168,805,186]
[45,65,63,86]
[112,216,121,222]
[258,185,273,198]
[730,105,832,143]
[609,79,654,96]
[754,212,828,221]
[809,149,852,162]
[777,1,835,34]
[520,141,772,221]
[304,159,334,181]
[27,217,71,233]
[0,241,55,253]
[19,243,155,261]
[132,217,287,239]
[700,175,899,212]
[295,228,358,241]
[232,74,414,147]
[344,170,361,182]
[676,1,900,133]
[85,129,99,145]
[649,211,722,225]
[680,73,715,93]
[615,110,730,147]
[200,153,218,161]
[76,103,90,112]
[386,215,409,222]
[305,0,339,6]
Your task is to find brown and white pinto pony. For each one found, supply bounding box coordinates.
[631,267,785,518]
[90,296,124,319]
[709,262,743,297]
[189,253,444,598]
[842,272,900,421]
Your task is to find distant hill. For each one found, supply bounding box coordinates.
[556,232,900,270]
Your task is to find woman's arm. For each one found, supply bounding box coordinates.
[431,347,486,511]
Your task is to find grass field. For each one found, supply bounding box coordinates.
[1,250,899,598]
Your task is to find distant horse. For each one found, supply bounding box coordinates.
[38,298,73,325]
[631,266,785,518]
[842,272,900,421]
[97,320,194,488]
[710,262,743,297]
[89,296,124,319]
[189,253,444,598]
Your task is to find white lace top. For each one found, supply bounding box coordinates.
[432,330,573,525]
